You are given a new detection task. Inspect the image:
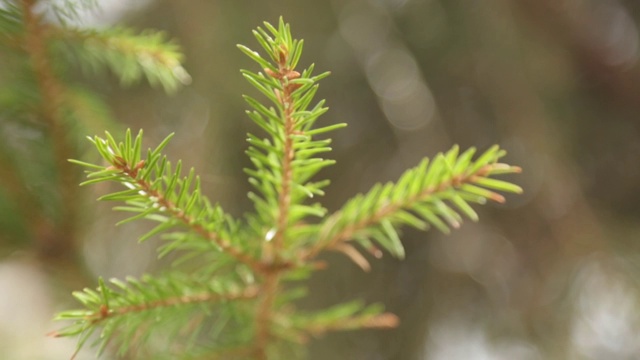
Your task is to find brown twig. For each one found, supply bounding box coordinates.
[252,44,303,360]
[253,271,280,360]
[271,47,301,253]
[302,312,400,338]
[88,285,259,325]
[20,0,81,263]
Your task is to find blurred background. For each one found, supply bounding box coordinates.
[2,0,640,359]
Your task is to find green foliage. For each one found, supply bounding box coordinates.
[0,3,23,41]
[54,18,522,359]
[308,145,522,268]
[55,274,257,358]
[48,0,99,25]
[0,0,189,253]
[55,26,191,93]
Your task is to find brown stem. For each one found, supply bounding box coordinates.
[254,273,280,360]
[21,0,81,264]
[273,74,296,251]
[91,285,258,324]
[253,47,301,360]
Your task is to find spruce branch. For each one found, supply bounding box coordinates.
[20,0,81,261]
[56,17,523,359]
[267,301,400,346]
[45,0,99,25]
[238,19,346,359]
[53,275,259,358]
[54,26,191,93]
[304,145,522,269]
[71,129,260,270]
[0,0,190,270]
[239,19,341,257]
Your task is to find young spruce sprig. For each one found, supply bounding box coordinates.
[54,18,523,360]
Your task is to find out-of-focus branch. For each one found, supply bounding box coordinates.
[20,0,81,264]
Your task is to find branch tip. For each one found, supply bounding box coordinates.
[366,313,400,329]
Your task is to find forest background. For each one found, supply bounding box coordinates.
[2,0,640,359]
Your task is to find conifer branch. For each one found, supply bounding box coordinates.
[295,312,400,338]
[56,17,523,359]
[73,130,260,270]
[304,146,522,268]
[20,0,80,261]
[275,301,399,344]
[237,19,344,358]
[53,26,191,93]
[117,160,257,268]
[66,285,259,327]
[250,20,306,360]
[53,275,259,358]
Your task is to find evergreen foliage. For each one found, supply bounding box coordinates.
[53,18,522,359]
[0,0,189,260]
